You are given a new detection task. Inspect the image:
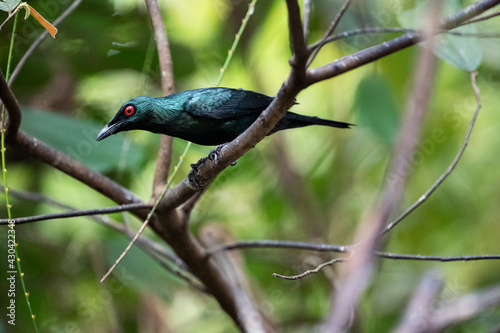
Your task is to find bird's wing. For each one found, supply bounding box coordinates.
[184,88,273,120]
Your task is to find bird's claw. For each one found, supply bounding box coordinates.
[208,144,224,166]
[188,145,238,190]
[208,144,237,166]
[188,158,207,191]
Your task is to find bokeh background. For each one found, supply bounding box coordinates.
[1,0,500,331]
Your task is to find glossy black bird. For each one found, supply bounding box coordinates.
[96,87,352,146]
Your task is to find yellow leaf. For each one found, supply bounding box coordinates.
[26,4,57,38]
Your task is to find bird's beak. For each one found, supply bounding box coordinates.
[96,121,121,141]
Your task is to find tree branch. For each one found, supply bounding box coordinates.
[273,256,350,280]
[0,69,21,142]
[3,1,499,330]
[207,240,500,262]
[208,240,348,255]
[461,10,500,25]
[166,0,500,209]
[138,2,271,331]
[309,27,500,52]
[383,71,482,234]
[0,70,145,210]
[164,1,310,197]
[8,0,83,87]
[324,2,444,330]
[0,203,151,225]
[306,0,500,86]
[306,0,354,67]
[13,131,144,205]
[286,0,308,85]
[4,186,196,290]
[145,0,175,198]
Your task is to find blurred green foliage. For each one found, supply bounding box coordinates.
[1,0,500,332]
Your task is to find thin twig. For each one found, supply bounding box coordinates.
[100,0,177,283]
[309,27,500,52]
[3,186,194,288]
[306,0,354,67]
[167,0,500,203]
[207,240,500,262]
[208,240,348,256]
[2,186,75,210]
[273,256,351,280]
[147,250,207,293]
[121,227,206,293]
[306,0,500,85]
[1,68,145,210]
[0,203,152,225]
[100,187,168,283]
[0,5,22,31]
[377,252,500,262]
[383,71,482,235]
[179,0,258,217]
[272,249,500,281]
[461,10,500,25]
[8,0,83,86]
[309,27,414,50]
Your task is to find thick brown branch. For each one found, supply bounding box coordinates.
[0,69,21,142]
[1,70,142,209]
[142,1,270,331]
[172,0,500,207]
[286,0,308,85]
[164,0,309,194]
[12,131,144,206]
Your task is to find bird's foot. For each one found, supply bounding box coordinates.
[208,144,224,166]
[208,144,237,166]
[188,145,238,190]
[188,157,208,191]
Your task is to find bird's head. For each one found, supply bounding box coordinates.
[96,96,154,142]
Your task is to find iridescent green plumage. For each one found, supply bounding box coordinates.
[97,87,352,145]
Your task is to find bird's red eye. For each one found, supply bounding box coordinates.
[124,105,135,116]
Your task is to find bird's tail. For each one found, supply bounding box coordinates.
[271,112,353,134]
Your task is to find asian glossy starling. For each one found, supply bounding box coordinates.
[96,87,352,145]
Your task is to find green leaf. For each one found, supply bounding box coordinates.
[0,0,21,12]
[20,109,145,172]
[397,0,483,71]
[433,26,482,71]
[354,74,400,145]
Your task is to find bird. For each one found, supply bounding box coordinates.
[96,87,352,146]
